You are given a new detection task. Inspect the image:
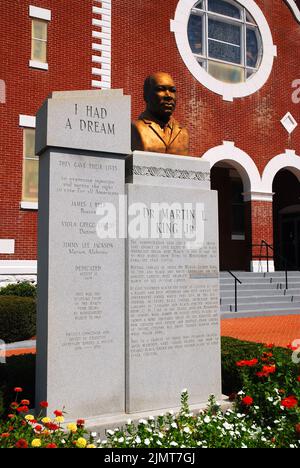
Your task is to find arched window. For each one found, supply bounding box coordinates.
[0,80,5,104]
[171,0,276,100]
[187,0,262,83]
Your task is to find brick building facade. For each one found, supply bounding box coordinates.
[0,0,300,281]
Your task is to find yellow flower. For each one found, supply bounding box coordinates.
[54,416,65,423]
[31,438,42,448]
[67,422,77,433]
[25,414,35,421]
[41,417,51,424]
[87,444,96,449]
[76,437,87,448]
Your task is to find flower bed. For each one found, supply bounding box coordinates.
[1,341,299,448]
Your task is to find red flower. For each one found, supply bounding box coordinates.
[10,402,19,409]
[265,343,275,349]
[35,425,42,432]
[14,387,23,393]
[297,376,300,383]
[15,438,28,449]
[46,443,58,449]
[1,433,10,438]
[8,414,15,419]
[40,401,49,408]
[45,423,59,431]
[21,399,30,406]
[17,405,29,413]
[54,410,63,417]
[287,343,298,351]
[236,359,258,367]
[242,396,254,406]
[262,365,276,374]
[281,396,298,409]
[77,419,85,427]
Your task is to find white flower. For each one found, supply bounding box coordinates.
[241,444,248,448]
[170,441,178,446]
[223,422,233,431]
[61,439,66,444]
[91,432,97,438]
[171,422,178,429]
[181,388,188,394]
[118,437,124,443]
[148,416,155,421]
[157,440,162,446]
[168,410,174,416]
[101,439,107,445]
[158,432,164,439]
[127,419,132,425]
[183,426,191,434]
[204,416,211,424]
[107,429,114,436]
[267,397,274,402]
[238,391,245,396]
[144,438,150,446]
[139,419,148,425]
[135,436,141,444]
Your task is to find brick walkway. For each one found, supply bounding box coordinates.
[221,314,300,348]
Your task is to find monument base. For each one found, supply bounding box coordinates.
[84,396,231,437]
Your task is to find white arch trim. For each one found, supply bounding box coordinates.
[285,0,300,23]
[201,141,262,194]
[262,150,300,193]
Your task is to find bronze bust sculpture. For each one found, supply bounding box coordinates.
[131,72,190,156]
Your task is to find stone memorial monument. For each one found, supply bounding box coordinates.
[35,77,221,426]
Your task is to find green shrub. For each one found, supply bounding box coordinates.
[0,281,36,298]
[221,336,290,395]
[0,296,36,343]
[0,355,36,416]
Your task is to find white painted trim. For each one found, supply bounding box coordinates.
[0,240,15,254]
[19,115,36,128]
[29,5,51,21]
[261,150,300,193]
[251,260,275,273]
[20,201,38,210]
[171,0,276,101]
[201,141,261,193]
[243,191,274,202]
[29,60,49,71]
[281,112,298,134]
[285,0,300,22]
[0,80,6,104]
[92,0,111,90]
[0,261,37,275]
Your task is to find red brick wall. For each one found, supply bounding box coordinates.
[0,0,92,261]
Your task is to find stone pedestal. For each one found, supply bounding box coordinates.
[35,90,130,419]
[126,152,222,413]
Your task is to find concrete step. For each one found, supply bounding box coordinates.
[220,295,300,305]
[221,301,300,312]
[220,288,287,298]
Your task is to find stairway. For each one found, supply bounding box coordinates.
[220,271,300,318]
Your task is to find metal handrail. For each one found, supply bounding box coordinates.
[255,240,300,290]
[227,270,242,312]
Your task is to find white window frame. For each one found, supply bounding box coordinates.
[29,6,51,71]
[19,115,38,210]
[171,0,277,101]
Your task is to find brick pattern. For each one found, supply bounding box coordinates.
[0,0,92,261]
[221,314,300,348]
